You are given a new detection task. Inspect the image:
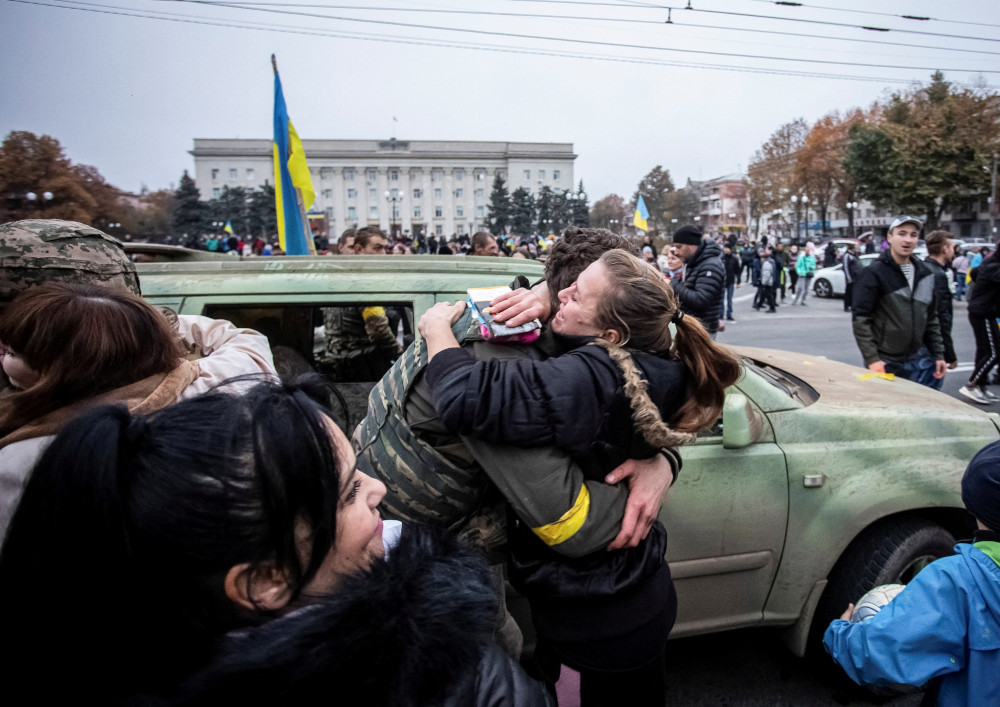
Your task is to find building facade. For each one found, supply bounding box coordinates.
[685,174,748,239]
[190,138,575,240]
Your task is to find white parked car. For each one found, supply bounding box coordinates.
[811,249,931,298]
[811,254,878,298]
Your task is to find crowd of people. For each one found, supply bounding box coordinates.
[0,217,998,705]
[175,227,559,260]
[643,219,999,404]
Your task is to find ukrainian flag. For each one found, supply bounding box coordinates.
[633,195,649,232]
[224,221,234,235]
[272,66,316,255]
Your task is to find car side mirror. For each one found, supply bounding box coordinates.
[722,393,753,450]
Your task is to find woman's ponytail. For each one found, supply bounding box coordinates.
[668,312,742,435]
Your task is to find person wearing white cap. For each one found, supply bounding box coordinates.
[850,216,946,387]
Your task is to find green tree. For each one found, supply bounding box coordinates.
[590,193,626,231]
[509,186,535,237]
[248,183,277,240]
[535,186,555,234]
[172,170,207,237]
[0,131,100,223]
[122,189,175,241]
[663,186,700,231]
[486,174,510,235]
[844,72,1000,228]
[571,180,589,227]
[208,185,251,235]
[73,163,126,229]
[746,119,809,216]
[631,166,676,233]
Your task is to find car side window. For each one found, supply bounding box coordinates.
[203,303,413,424]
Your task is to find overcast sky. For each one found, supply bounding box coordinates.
[2,0,998,202]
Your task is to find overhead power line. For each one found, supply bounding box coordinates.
[8,0,996,86]
[151,2,1000,59]
[742,0,1000,31]
[145,0,1000,73]
[513,0,1000,41]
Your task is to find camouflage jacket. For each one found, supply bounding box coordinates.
[353,311,643,559]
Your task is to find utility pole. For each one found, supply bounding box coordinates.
[991,152,998,243]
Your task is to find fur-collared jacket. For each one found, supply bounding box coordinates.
[164,527,552,707]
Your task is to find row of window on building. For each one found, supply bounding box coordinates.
[332,204,486,221]
[210,166,562,185]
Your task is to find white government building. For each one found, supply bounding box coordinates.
[190,138,576,240]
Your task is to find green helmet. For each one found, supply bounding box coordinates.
[0,219,140,305]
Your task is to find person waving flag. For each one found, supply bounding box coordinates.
[272,55,316,255]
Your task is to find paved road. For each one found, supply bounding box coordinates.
[719,284,994,409]
[653,284,986,706]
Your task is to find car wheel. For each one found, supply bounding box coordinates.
[808,517,955,657]
[814,278,833,298]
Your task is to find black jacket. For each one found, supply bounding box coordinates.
[671,239,725,333]
[842,250,862,284]
[426,334,690,480]
[851,250,944,366]
[722,252,741,286]
[968,253,1000,319]
[922,256,956,364]
[165,528,551,707]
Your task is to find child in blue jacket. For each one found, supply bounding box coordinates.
[824,440,1000,706]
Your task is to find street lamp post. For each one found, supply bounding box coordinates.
[771,209,783,242]
[802,195,810,243]
[25,191,54,216]
[384,190,404,239]
[790,196,800,245]
[846,201,859,238]
[608,218,619,232]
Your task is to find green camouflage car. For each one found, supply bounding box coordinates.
[137,249,1000,655]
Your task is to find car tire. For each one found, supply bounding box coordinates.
[808,517,955,657]
[813,278,833,298]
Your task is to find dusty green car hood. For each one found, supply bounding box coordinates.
[733,345,1000,444]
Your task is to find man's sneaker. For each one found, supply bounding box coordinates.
[960,385,991,405]
[980,386,1000,402]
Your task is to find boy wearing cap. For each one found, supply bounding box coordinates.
[851,216,946,387]
[823,440,1000,705]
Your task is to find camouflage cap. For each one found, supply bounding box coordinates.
[0,219,140,304]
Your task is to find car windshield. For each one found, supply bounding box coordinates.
[742,357,819,406]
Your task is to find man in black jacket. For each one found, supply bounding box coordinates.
[670,225,725,338]
[851,216,946,387]
[842,242,862,312]
[721,244,741,321]
[963,248,1000,404]
[922,230,958,390]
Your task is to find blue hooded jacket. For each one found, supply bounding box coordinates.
[824,541,1000,706]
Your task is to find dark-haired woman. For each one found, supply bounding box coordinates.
[0,281,274,544]
[418,248,742,705]
[0,379,551,705]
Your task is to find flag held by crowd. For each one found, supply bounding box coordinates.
[634,195,649,232]
[272,56,316,256]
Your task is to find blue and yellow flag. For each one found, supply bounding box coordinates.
[633,195,649,232]
[272,67,316,255]
[224,221,234,235]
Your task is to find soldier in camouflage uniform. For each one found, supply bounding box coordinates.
[1,220,141,394]
[353,228,680,655]
[321,305,403,381]
[0,219,140,311]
